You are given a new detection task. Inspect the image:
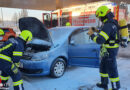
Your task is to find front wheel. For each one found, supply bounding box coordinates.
[50,58,66,78]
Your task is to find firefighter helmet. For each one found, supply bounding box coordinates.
[19,30,33,42]
[96,6,110,18]
[66,22,71,26]
[0,29,4,35]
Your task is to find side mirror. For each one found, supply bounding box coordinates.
[70,40,75,45]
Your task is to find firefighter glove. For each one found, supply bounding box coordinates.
[87,28,94,36]
[91,27,99,32]
[15,62,20,68]
[120,41,127,48]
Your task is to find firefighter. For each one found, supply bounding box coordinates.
[87,6,120,90]
[0,30,32,90]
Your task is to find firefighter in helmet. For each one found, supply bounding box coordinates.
[0,30,33,90]
[88,6,120,90]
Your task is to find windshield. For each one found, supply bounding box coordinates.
[49,27,74,44]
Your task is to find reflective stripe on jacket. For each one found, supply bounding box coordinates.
[0,38,24,63]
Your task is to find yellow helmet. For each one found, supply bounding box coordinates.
[0,29,4,35]
[19,30,33,42]
[66,22,71,26]
[96,6,110,18]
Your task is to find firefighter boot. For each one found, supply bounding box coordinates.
[3,83,9,88]
[96,82,108,90]
[0,83,9,89]
[109,89,119,90]
[111,82,120,90]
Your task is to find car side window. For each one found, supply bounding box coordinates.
[70,30,94,45]
[3,29,9,33]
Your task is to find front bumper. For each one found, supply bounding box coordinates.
[19,68,43,74]
[19,59,50,76]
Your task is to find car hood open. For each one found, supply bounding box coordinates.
[19,17,52,43]
[19,17,52,52]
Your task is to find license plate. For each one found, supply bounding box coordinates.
[19,63,23,68]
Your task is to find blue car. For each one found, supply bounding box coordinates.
[19,17,100,78]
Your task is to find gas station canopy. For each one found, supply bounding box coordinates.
[0,0,129,11]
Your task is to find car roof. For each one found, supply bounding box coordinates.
[49,26,90,32]
[49,26,90,39]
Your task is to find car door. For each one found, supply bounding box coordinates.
[68,29,100,68]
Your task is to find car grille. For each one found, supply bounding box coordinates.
[19,68,43,74]
[21,55,32,60]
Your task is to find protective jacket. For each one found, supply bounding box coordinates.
[0,37,25,63]
[91,15,119,49]
[0,37,25,90]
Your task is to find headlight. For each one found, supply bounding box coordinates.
[31,52,48,61]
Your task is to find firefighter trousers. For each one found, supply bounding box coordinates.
[0,59,24,90]
[100,48,120,89]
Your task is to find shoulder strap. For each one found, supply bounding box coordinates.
[105,20,121,43]
[120,25,128,29]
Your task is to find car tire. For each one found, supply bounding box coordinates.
[50,58,66,78]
